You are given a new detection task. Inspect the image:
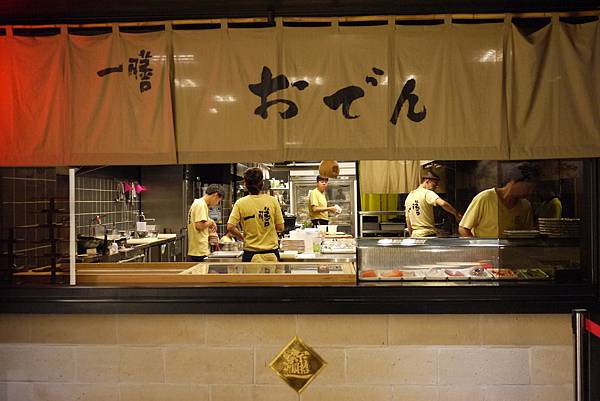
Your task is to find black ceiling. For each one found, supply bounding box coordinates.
[1,0,598,25]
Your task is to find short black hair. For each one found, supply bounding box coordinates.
[244,167,263,195]
[205,184,225,198]
[504,162,540,184]
[316,175,329,183]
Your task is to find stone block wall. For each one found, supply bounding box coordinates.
[0,314,572,401]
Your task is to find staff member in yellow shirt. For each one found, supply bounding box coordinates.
[459,162,537,238]
[308,175,339,227]
[187,184,224,262]
[536,184,562,219]
[227,168,284,262]
[404,171,462,237]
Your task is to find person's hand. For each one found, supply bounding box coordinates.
[208,220,217,231]
[456,212,463,221]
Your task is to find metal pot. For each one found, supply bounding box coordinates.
[77,235,105,254]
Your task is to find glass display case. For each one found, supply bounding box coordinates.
[270,184,290,214]
[291,176,356,234]
[66,261,356,286]
[356,237,583,284]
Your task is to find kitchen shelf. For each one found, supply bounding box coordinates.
[359,210,406,237]
[2,198,67,283]
[14,223,68,229]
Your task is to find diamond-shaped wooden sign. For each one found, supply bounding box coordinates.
[269,336,327,393]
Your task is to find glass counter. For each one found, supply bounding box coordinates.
[357,237,582,284]
[63,261,356,286]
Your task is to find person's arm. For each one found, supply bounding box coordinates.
[194,219,216,231]
[273,198,285,233]
[458,226,473,237]
[311,205,336,213]
[226,223,244,241]
[457,192,482,237]
[309,190,336,213]
[435,198,462,221]
[405,213,413,236]
[226,202,243,240]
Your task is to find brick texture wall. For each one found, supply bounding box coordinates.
[0,314,572,401]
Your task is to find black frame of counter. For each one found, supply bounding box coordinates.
[0,284,598,314]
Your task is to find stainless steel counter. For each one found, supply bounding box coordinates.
[77,235,180,263]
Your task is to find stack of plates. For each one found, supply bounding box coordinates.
[538,218,580,238]
[503,230,540,238]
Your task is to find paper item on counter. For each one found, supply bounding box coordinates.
[280,251,298,259]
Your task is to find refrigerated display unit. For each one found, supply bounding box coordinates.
[289,163,358,235]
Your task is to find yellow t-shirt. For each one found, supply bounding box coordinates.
[404,187,440,237]
[537,197,562,219]
[308,189,328,220]
[187,198,211,256]
[459,188,533,238]
[228,194,284,252]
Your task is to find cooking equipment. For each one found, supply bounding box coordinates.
[77,235,106,255]
[219,241,243,252]
[283,215,296,234]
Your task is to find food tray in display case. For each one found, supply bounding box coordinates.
[321,237,356,254]
[355,237,580,284]
[359,265,494,281]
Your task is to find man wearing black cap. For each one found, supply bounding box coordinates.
[404,171,462,237]
[308,175,340,227]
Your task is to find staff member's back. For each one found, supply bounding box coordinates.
[227,168,284,262]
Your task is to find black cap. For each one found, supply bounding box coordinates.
[422,171,440,181]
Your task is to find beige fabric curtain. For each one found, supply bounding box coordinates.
[67,28,176,165]
[1,17,600,167]
[172,27,280,163]
[282,25,390,161]
[359,160,420,193]
[508,17,600,159]
[0,29,67,166]
[392,20,507,160]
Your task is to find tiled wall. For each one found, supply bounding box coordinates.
[0,167,143,271]
[0,314,573,401]
[75,174,140,238]
[0,168,69,271]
